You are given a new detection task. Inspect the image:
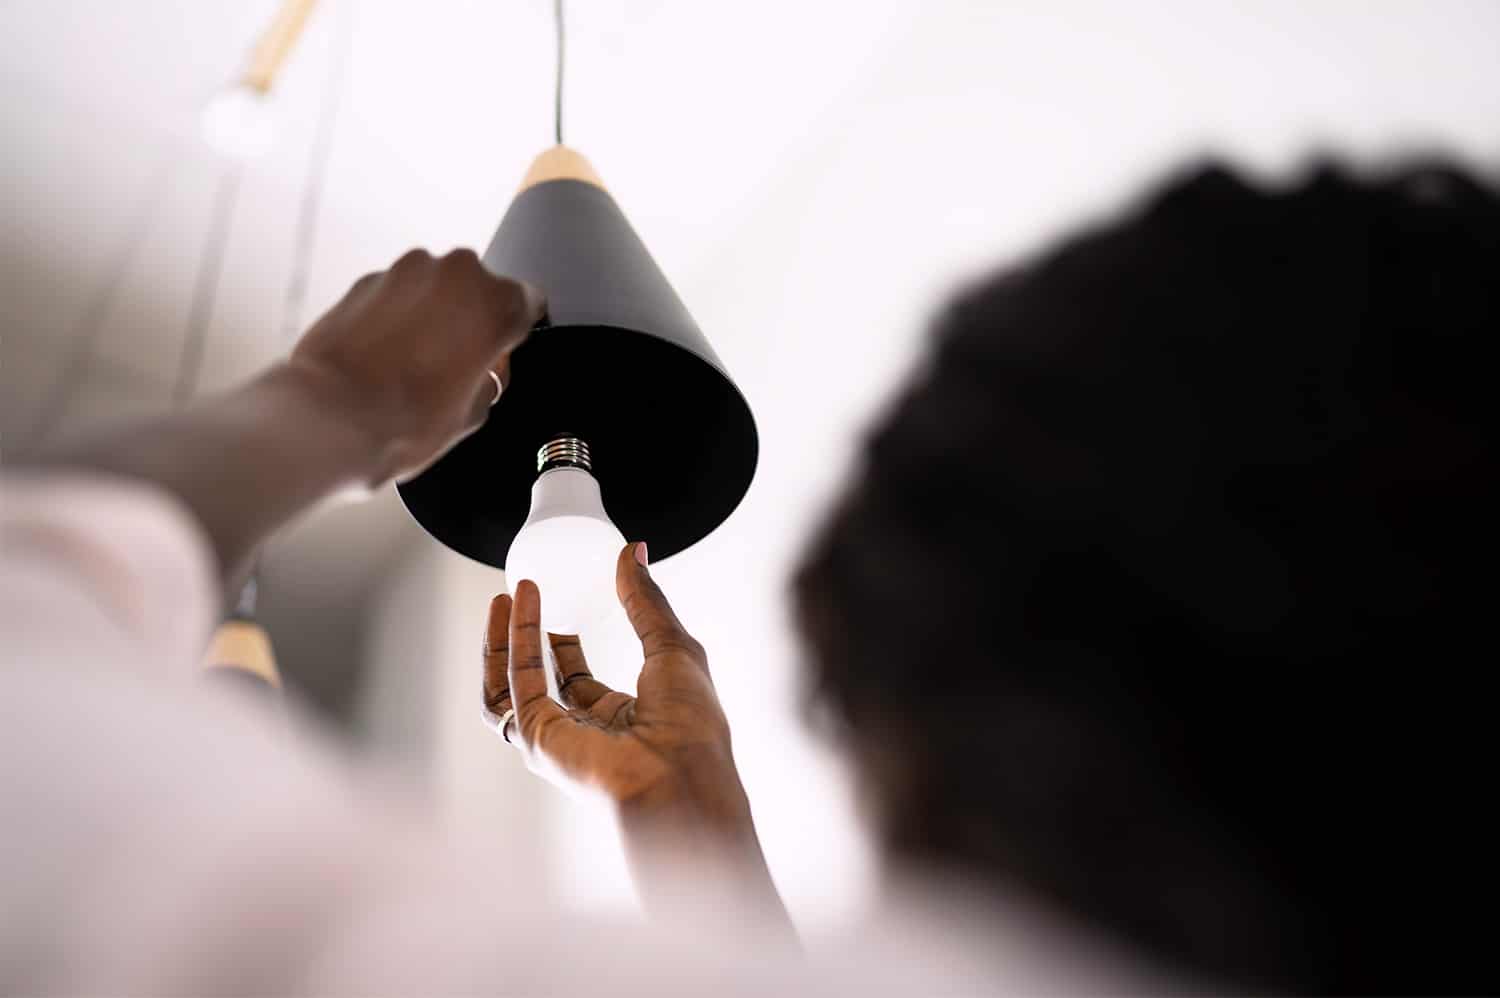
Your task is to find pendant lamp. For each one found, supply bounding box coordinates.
[397,146,758,565]
[201,575,283,694]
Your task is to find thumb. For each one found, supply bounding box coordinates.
[615,542,703,665]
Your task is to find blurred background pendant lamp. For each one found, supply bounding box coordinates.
[200,575,283,697]
[396,144,758,576]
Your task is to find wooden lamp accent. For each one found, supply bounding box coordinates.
[200,575,282,692]
[518,145,605,193]
[202,619,283,689]
[243,0,320,94]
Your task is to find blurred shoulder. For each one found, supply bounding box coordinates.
[2,470,218,677]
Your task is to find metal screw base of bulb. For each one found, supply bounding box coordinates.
[537,434,591,474]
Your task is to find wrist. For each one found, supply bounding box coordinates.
[262,360,390,485]
[618,749,753,832]
[616,754,790,930]
[616,751,769,884]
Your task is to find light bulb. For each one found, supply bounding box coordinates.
[201,84,279,160]
[504,436,626,635]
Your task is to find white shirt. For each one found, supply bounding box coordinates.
[1,473,1170,995]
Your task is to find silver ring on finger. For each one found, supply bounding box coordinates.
[481,703,519,746]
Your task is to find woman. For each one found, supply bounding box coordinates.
[483,162,1500,992]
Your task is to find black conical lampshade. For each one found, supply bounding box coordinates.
[397,147,758,565]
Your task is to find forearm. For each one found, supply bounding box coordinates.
[46,361,382,591]
[616,758,796,940]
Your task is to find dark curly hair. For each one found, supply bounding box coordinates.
[792,161,1499,992]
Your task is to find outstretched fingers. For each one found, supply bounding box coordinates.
[482,593,515,740]
[507,580,567,748]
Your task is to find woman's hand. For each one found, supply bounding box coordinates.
[289,247,544,485]
[483,543,792,932]
[485,542,747,823]
[47,248,544,587]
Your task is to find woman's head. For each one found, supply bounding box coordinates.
[793,161,1500,991]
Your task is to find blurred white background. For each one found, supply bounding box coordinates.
[3,0,1498,930]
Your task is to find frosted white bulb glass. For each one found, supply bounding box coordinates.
[201,85,278,160]
[504,467,625,634]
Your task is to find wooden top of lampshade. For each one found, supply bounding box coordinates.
[518,145,605,193]
[201,619,282,688]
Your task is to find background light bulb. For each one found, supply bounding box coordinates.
[504,438,625,635]
[201,84,279,160]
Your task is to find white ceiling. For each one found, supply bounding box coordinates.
[5,0,1500,918]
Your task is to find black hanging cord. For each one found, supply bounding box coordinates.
[279,0,357,344]
[251,0,359,616]
[26,150,182,445]
[231,572,259,620]
[554,0,565,145]
[173,164,245,405]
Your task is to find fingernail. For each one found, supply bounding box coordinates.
[634,541,649,567]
